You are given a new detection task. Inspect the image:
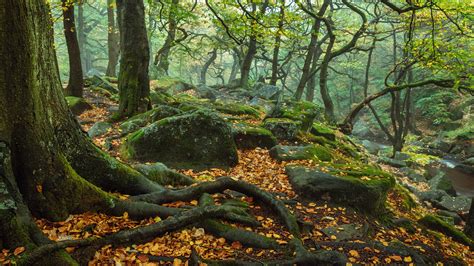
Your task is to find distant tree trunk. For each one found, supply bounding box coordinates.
[116,0,150,118]
[294,0,329,100]
[305,45,323,102]
[319,33,336,122]
[61,0,84,97]
[106,0,120,77]
[270,0,285,86]
[239,1,269,88]
[200,48,217,85]
[77,0,88,74]
[228,50,240,83]
[154,0,179,76]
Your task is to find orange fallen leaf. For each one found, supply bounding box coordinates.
[349,250,360,258]
[13,246,25,256]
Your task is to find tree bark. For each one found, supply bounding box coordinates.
[61,0,84,97]
[200,48,217,85]
[154,0,179,76]
[270,0,285,86]
[106,0,120,77]
[116,0,150,118]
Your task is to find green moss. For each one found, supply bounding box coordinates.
[443,119,474,140]
[214,102,261,118]
[279,100,323,129]
[262,118,301,140]
[311,122,336,141]
[393,184,417,211]
[65,96,92,115]
[232,123,277,149]
[419,215,473,247]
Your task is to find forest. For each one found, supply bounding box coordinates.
[0,0,473,265]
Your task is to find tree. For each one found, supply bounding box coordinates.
[116,0,150,118]
[106,0,120,77]
[61,0,84,97]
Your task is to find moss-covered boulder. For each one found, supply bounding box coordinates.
[262,118,301,141]
[418,214,473,247]
[232,123,277,149]
[311,122,336,141]
[270,145,332,162]
[150,77,195,94]
[268,100,323,130]
[286,166,394,214]
[120,105,182,134]
[134,163,195,186]
[149,90,175,105]
[88,122,112,138]
[214,101,261,118]
[84,75,118,94]
[122,110,238,169]
[65,96,92,115]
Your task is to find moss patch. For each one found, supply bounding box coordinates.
[232,123,277,149]
[418,215,473,247]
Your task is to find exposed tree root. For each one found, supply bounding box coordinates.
[131,176,301,237]
[18,205,244,265]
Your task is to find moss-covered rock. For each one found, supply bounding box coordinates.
[122,110,238,169]
[134,163,195,186]
[88,121,112,138]
[418,214,473,247]
[120,105,183,134]
[150,77,195,94]
[84,75,118,94]
[232,123,277,149]
[270,145,332,162]
[65,96,92,115]
[262,118,301,141]
[311,122,336,141]
[269,100,323,130]
[149,90,175,105]
[214,101,261,118]
[286,166,394,214]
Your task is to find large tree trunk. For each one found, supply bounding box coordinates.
[116,0,150,118]
[106,0,120,77]
[61,0,84,97]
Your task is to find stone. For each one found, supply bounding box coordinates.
[268,100,323,130]
[252,82,282,101]
[418,215,473,247]
[232,123,277,149]
[262,118,301,141]
[437,195,471,212]
[310,123,336,141]
[122,110,238,169]
[84,75,118,94]
[378,157,407,168]
[394,152,411,161]
[88,122,112,138]
[269,145,332,162]
[134,163,195,186]
[428,172,456,196]
[65,96,92,115]
[462,157,474,166]
[429,139,452,153]
[436,210,463,225]
[321,223,367,241]
[195,84,217,101]
[361,140,381,155]
[286,166,394,214]
[120,105,183,134]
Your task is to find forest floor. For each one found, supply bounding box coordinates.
[2,88,472,265]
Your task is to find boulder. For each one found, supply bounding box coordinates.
[213,102,261,118]
[462,157,474,166]
[65,96,92,115]
[84,75,118,94]
[437,195,471,212]
[262,118,301,141]
[268,100,323,130]
[134,163,195,186]
[418,215,473,247]
[321,223,367,241]
[232,123,277,149]
[310,123,336,141]
[361,140,381,155]
[122,110,238,169]
[252,82,282,101]
[120,105,183,134]
[88,122,112,138]
[150,77,195,95]
[428,172,456,196]
[378,156,407,168]
[269,145,332,162]
[436,210,463,225]
[286,166,394,214]
[195,84,217,101]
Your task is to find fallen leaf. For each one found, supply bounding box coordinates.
[14,247,25,256]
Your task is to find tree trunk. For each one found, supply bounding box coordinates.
[270,0,285,86]
[305,45,323,102]
[228,49,240,83]
[154,0,179,76]
[77,0,87,74]
[61,0,84,97]
[116,0,150,118]
[294,0,329,100]
[106,0,120,77]
[319,35,336,122]
[200,48,217,85]
[240,36,257,88]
